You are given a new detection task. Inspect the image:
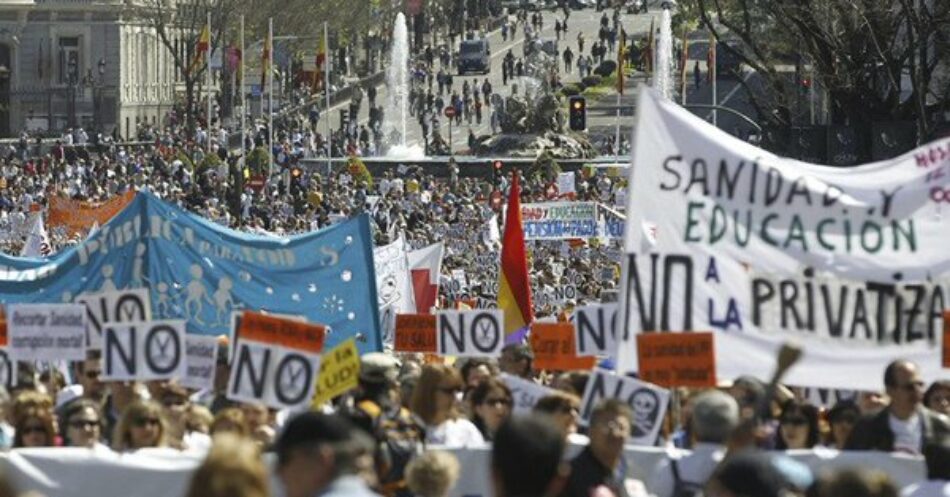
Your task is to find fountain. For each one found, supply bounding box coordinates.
[655,1,676,99]
[383,13,425,159]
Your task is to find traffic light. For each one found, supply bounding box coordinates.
[569,96,586,131]
[800,78,812,93]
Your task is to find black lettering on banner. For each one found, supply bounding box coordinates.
[232,345,270,398]
[0,350,12,389]
[144,325,181,375]
[471,313,500,352]
[623,254,693,336]
[575,307,615,354]
[275,353,312,405]
[752,278,775,326]
[439,313,465,353]
[116,294,147,323]
[104,326,136,377]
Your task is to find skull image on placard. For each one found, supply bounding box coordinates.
[630,388,660,438]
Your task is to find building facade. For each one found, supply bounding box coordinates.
[0,0,180,139]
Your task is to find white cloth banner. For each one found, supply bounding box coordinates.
[617,87,950,389]
[374,234,417,344]
[0,446,926,497]
[20,213,51,258]
[521,201,599,239]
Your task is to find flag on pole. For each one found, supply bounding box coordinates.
[408,242,444,314]
[617,28,626,94]
[189,23,211,75]
[497,173,534,341]
[21,213,51,258]
[707,33,716,83]
[646,18,655,74]
[313,34,327,92]
[261,28,272,88]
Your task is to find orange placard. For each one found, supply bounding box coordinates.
[530,322,596,371]
[943,311,950,368]
[237,311,326,354]
[636,332,716,388]
[47,191,135,236]
[394,314,437,353]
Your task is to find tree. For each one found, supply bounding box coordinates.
[687,0,950,148]
[136,0,243,136]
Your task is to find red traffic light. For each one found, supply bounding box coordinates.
[801,78,811,88]
[492,160,503,170]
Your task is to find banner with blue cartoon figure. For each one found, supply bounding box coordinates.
[0,192,382,354]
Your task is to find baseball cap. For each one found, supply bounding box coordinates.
[359,352,399,384]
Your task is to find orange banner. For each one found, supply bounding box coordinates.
[943,311,950,369]
[237,311,326,354]
[47,191,135,236]
[395,314,437,353]
[530,322,596,371]
[636,332,717,388]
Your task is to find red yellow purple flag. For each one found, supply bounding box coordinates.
[261,29,271,88]
[497,173,534,339]
[189,23,211,75]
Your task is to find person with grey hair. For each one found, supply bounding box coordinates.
[649,390,740,497]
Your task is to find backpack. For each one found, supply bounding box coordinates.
[356,400,425,497]
[670,458,705,497]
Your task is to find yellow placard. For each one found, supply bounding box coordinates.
[312,338,360,407]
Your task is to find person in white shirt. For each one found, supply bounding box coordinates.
[649,390,739,497]
[410,364,484,447]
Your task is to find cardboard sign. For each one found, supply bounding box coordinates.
[501,373,559,415]
[182,335,219,391]
[573,304,618,357]
[394,314,437,353]
[227,311,325,410]
[312,338,360,406]
[437,309,505,358]
[636,332,717,388]
[943,311,950,369]
[102,320,186,382]
[579,369,670,446]
[76,289,151,350]
[530,322,596,371]
[8,304,87,361]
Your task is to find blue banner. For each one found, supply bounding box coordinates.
[0,192,382,354]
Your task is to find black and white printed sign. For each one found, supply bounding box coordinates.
[437,309,505,358]
[501,373,558,415]
[76,289,151,350]
[8,304,87,361]
[573,304,618,356]
[579,369,669,446]
[182,335,219,391]
[102,320,186,382]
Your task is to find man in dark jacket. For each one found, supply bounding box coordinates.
[846,359,950,454]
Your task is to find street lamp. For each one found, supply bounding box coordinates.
[93,58,106,132]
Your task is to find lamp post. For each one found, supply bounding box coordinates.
[93,58,105,132]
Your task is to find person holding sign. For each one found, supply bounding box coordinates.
[410,364,484,447]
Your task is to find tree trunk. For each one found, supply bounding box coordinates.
[185,79,197,137]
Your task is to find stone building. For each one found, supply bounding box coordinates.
[0,0,181,139]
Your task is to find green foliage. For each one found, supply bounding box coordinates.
[594,61,617,78]
[559,83,583,97]
[198,152,223,170]
[581,75,603,88]
[246,147,270,175]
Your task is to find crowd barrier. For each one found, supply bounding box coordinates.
[0,444,926,497]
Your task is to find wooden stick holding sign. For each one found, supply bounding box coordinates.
[227,311,326,410]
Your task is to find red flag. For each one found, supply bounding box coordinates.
[408,242,444,314]
[497,173,534,337]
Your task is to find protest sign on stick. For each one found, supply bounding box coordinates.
[437,309,504,358]
[579,369,669,446]
[103,320,186,382]
[395,314,437,353]
[312,338,360,406]
[636,332,716,388]
[228,311,326,410]
[8,304,86,361]
[530,322,596,371]
[182,334,219,390]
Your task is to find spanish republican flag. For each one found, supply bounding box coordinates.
[189,23,211,75]
[497,173,534,338]
[261,29,272,88]
[313,35,327,92]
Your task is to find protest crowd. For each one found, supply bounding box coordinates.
[0,5,946,497]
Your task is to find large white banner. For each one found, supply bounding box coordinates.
[617,88,950,389]
[374,235,417,344]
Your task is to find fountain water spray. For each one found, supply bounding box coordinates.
[383,13,425,158]
[654,1,676,99]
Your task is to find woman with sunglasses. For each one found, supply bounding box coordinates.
[533,391,583,441]
[469,378,513,441]
[13,408,57,448]
[410,364,484,447]
[112,400,169,451]
[774,399,821,450]
[62,398,104,449]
